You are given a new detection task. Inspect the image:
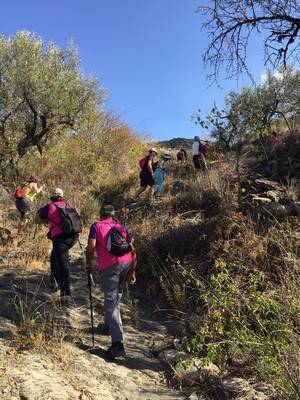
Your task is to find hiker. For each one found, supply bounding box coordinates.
[270,131,282,156]
[15,175,44,219]
[86,205,137,359]
[35,188,80,302]
[154,153,171,198]
[177,148,187,164]
[133,148,158,200]
[192,136,206,172]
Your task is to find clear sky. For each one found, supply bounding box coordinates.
[1,0,265,141]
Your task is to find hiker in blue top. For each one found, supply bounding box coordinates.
[154,153,171,198]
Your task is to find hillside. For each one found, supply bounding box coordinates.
[158,137,193,150]
[1,133,299,399]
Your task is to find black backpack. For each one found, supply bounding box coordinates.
[107,226,132,256]
[54,204,83,235]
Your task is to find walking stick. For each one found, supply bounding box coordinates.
[78,239,95,348]
[87,272,95,348]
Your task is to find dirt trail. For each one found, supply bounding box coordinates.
[0,240,186,400]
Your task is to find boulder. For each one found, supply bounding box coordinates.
[254,179,282,191]
[222,377,251,394]
[252,197,272,204]
[176,360,220,386]
[265,190,280,202]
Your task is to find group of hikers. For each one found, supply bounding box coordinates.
[13,139,208,359]
[131,137,208,201]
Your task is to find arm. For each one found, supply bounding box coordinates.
[35,214,47,225]
[30,182,44,194]
[127,242,137,285]
[35,205,49,225]
[147,159,153,176]
[86,239,96,273]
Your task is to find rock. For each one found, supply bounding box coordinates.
[222,377,251,394]
[158,349,188,363]
[188,392,198,400]
[254,179,282,191]
[265,190,280,202]
[0,227,12,245]
[236,388,268,400]
[176,360,220,386]
[252,197,272,204]
[152,342,172,356]
[176,363,199,385]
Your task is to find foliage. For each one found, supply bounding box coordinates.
[18,116,145,222]
[0,31,103,180]
[193,66,300,149]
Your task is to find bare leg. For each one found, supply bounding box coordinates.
[134,186,147,199]
[148,185,155,200]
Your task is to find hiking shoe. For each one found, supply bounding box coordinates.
[105,342,126,359]
[60,295,73,308]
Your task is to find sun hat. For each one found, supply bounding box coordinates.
[149,147,158,154]
[162,153,172,160]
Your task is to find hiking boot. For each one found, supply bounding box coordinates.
[60,295,73,308]
[126,198,137,205]
[105,342,126,359]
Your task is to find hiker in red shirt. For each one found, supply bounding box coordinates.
[15,175,44,219]
[133,148,158,201]
[86,205,137,359]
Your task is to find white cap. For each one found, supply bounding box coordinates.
[149,147,158,154]
[51,188,64,197]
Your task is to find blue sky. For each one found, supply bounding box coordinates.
[1,1,265,141]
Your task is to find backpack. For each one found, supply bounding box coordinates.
[107,226,132,256]
[14,183,29,199]
[139,155,147,169]
[152,161,159,172]
[54,204,83,235]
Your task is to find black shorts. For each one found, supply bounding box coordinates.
[140,170,155,187]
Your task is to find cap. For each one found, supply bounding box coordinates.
[194,136,200,141]
[162,153,172,160]
[100,204,115,217]
[51,188,64,198]
[149,147,158,154]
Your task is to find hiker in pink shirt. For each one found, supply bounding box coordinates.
[86,205,137,359]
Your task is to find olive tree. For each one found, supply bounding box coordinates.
[199,0,300,80]
[0,31,104,181]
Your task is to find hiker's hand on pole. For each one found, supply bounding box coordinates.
[86,263,92,273]
[127,269,136,285]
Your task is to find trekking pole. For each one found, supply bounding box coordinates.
[87,271,95,348]
[78,239,95,348]
[32,225,38,239]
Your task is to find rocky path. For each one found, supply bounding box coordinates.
[0,242,185,400]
